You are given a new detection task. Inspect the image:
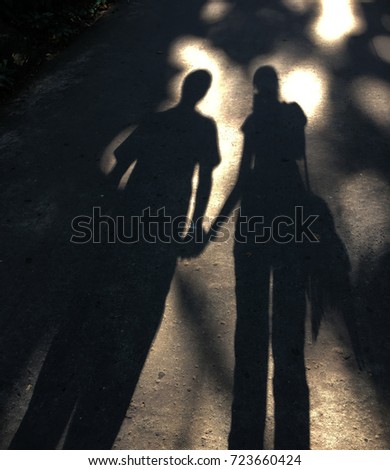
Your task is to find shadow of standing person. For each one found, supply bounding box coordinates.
[211,66,360,450]
[230,66,310,450]
[10,70,220,449]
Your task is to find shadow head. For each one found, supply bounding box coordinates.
[253,66,279,100]
[180,69,212,107]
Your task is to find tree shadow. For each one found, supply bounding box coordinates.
[9,69,220,449]
[206,0,318,64]
[212,66,361,449]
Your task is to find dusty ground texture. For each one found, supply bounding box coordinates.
[0,0,389,450]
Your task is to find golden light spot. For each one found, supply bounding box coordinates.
[249,50,330,128]
[312,0,366,47]
[280,67,327,123]
[166,36,250,121]
[372,35,390,64]
[200,0,233,24]
[350,76,390,130]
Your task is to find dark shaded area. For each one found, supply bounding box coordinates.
[8,69,220,449]
[355,250,390,401]
[0,0,115,100]
[212,66,361,449]
[206,0,318,64]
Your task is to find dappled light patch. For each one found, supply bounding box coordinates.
[100,126,134,175]
[338,170,390,276]
[281,66,328,124]
[200,0,234,24]
[249,51,330,129]
[311,0,366,48]
[350,76,390,131]
[166,36,226,117]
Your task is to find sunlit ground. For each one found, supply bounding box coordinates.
[351,76,390,131]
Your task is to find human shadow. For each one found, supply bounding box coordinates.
[9,70,220,449]
[211,66,361,449]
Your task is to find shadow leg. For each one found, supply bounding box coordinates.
[229,250,270,450]
[272,263,310,450]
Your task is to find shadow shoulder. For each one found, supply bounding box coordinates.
[240,113,255,133]
[283,101,307,126]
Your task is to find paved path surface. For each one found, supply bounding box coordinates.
[0,0,389,450]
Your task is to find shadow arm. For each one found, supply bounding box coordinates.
[107,125,143,190]
[193,167,213,224]
[213,133,253,227]
[192,121,221,223]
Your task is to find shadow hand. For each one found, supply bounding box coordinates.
[179,226,211,259]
